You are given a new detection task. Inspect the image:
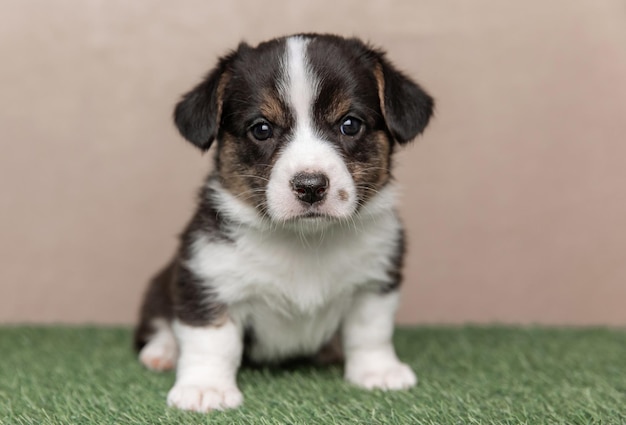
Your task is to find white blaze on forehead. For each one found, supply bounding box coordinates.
[283,36,319,133]
[266,36,357,223]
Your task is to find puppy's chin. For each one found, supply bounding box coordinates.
[278,211,343,231]
[279,216,335,232]
[265,199,358,230]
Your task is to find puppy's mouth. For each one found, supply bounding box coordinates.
[276,211,343,233]
[296,211,332,220]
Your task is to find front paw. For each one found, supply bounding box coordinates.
[167,384,243,412]
[346,361,417,391]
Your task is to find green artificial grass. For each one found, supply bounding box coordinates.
[1,326,625,425]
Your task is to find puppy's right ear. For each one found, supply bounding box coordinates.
[173,49,240,151]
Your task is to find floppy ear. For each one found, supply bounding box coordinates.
[173,50,239,151]
[375,58,434,144]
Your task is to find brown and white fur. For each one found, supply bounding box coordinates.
[135,33,434,413]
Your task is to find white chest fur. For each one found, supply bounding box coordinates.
[187,188,402,362]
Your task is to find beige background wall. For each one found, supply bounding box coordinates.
[1,0,625,325]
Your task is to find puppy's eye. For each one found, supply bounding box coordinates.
[249,121,273,141]
[340,116,363,136]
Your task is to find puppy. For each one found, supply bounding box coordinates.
[135,33,434,413]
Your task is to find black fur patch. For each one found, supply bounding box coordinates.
[180,185,234,247]
[134,262,175,351]
[171,263,226,326]
[381,227,406,294]
[173,187,231,326]
[135,187,231,339]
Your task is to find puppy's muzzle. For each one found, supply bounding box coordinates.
[291,172,329,205]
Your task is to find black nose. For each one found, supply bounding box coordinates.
[291,172,329,204]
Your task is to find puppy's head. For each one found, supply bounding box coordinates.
[175,34,433,225]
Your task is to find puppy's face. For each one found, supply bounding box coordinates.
[175,34,433,225]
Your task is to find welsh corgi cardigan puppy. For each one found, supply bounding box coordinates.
[135,33,434,413]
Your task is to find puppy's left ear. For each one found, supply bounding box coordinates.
[375,58,434,144]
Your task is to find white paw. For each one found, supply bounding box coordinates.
[346,361,417,390]
[139,339,178,371]
[167,384,243,412]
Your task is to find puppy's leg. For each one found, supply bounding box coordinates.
[167,318,243,412]
[135,262,177,371]
[342,290,416,390]
[138,318,178,371]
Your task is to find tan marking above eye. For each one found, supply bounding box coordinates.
[259,90,288,127]
[325,95,352,124]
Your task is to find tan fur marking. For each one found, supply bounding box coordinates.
[346,130,392,202]
[217,132,276,210]
[215,72,231,128]
[260,90,288,127]
[374,63,387,125]
[374,131,391,187]
[326,95,352,123]
[218,133,250,199]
